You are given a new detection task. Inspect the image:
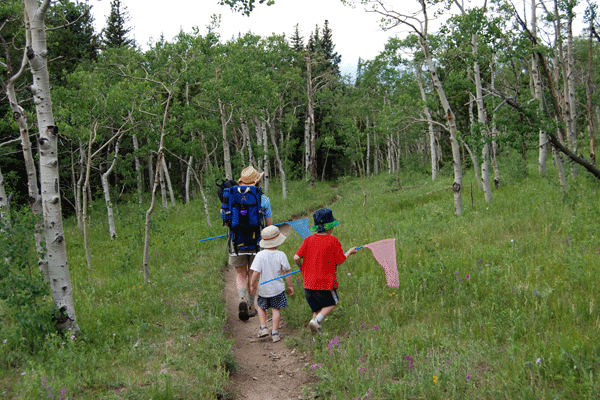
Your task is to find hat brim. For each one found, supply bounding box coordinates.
[260,233,287,248]
[310,220,340,233]
[238,171,265,186]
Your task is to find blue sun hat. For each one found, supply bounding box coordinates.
[310,208,341,233]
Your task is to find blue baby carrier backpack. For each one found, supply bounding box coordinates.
[218,180,265,254]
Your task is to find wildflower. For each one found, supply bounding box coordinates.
[2,339,6,344]
[465,274,470,280]
[310,363,322,370]
[534,289,539,297]
[478,258,482,264]
[373,326,379,331]
[405,355,415,369]
[328,336,341,355]
[70,335,75,340]
[433,375,438,384]
[347,272,351,277]
[20,372,26,376]
[113,333,116,336]
[536,358,542,364]
[195,316,199,320]
[359,366,367,375]
[139,285,141,289]
[466,374,471,381]
[361,323,365,328]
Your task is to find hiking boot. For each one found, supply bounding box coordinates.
[272,332,281,343]
[238,301,249,321]
[248,305,258,318]
[308,318,321,335]
[258,326,269,338]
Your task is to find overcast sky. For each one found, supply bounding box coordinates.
[90,0,400,76]
[90,0,589,77]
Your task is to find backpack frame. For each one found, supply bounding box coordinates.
[220,185,265,254]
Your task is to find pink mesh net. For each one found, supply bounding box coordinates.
[363,239,399,288]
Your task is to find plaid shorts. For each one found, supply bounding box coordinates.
[257,291,288,310]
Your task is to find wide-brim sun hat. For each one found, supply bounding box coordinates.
[310,208,340,233]
[238,166,264,186]
[259,225,287,248]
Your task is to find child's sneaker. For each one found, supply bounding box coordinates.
[258,326,269,338]
[271,331,281,343]
[308,318,321,334]
[238,301,249,321]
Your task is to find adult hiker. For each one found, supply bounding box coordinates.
[227,166,273,321]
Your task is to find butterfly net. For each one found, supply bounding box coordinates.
[284,218,311,239]
[363,238,399,288]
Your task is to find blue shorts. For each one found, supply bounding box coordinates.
[257,291,288,310]
[304,288,339,313]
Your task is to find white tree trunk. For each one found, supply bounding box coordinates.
[415,62,437,181]
[75,141,85,230]
[132,134,143,206]
[159,161,168,209]
[24,0,79,333]
[267,115,287,199]
[6,49,48,281]
[470,33,493,203]
[143,93,172,283]
[218,98,233,180]
[185,156,193,203]
[531,0,548,175]
[420,35,463,215]
[259,118,270,193]
[101,136,121,239]
[148,149,154,190]
[162,160,176,207]
[0,166,9,228]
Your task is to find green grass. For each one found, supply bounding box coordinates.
[2,156,600,399]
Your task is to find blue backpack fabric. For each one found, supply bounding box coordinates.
[220,185,264,254]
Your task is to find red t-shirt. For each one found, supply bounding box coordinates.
[296,233,347,290]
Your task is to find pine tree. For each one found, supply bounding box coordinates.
[47,1,99,83]
[320,20,341,76]
[101,0,134,48]
[290,24,304,53]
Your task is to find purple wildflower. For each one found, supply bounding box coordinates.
[310,363,322,370]
[373,325,379,331]
[466,374,471,381]
[465,274,470,280]
[328,336,341,356]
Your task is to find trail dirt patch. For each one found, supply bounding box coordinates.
[223,249,318,400]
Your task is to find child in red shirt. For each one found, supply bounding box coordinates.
[294,208,357,334]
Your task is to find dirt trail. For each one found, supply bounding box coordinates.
[223,236,317,399]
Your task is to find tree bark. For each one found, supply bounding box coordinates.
[101,136,122,239]
[0,166,9,228]
[24,0,79,333]
[267,112,287,199]
[531,0,548,176]
[132,134,143,205]
[218,98,233,180]
[414,62,437,181]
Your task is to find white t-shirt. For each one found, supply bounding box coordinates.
[250,249,291,298]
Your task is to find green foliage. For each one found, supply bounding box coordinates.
[0,211,55,364]
[101,0,135,48]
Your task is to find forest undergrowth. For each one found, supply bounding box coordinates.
[1,152,600,399]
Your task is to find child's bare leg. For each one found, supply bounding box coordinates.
[257,305,268,326]
[318,305,336,318]
[235,266,249,298]
[272,308,281,332]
